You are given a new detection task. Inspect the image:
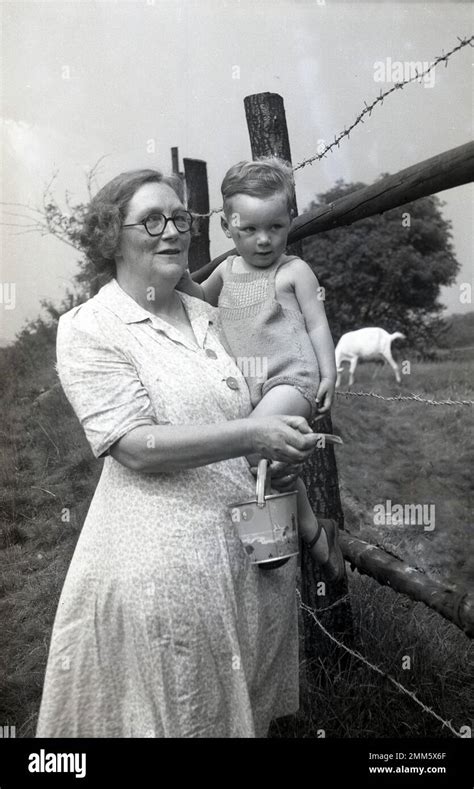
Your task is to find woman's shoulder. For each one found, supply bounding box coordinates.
[58,296,102,336]
[58,294,99,323]
[57,282,121,347]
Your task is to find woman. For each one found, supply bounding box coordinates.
[36,169,321,738]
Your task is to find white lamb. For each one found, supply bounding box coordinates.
[335,328,406,387]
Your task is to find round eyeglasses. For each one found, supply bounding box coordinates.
[122,210,193,236]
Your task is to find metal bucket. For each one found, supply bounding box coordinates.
[230,459,299,565]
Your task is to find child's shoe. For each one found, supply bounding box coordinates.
[306,517,345,583]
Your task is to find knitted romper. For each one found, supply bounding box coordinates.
[218,254,321,419]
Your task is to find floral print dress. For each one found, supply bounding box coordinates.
[36,279,299,738]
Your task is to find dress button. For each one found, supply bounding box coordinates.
[205,348,217,359]
[225,376,239,390]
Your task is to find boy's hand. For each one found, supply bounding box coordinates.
[315,378,335,413]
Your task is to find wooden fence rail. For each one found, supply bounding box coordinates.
[193,141,474,282]
[340,532,474,638]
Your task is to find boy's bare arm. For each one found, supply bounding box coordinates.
[291,259,337,382]
[176,262,224,307]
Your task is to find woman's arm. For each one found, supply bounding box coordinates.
[110,415,320,473]
[57,301,320,474]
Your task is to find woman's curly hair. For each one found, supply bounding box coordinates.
[80,169,185,289]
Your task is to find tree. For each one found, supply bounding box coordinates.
[302,179,460,349]
[1,160,108,312]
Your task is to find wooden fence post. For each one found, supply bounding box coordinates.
[244,92,354,668]
[183,158,211,273]
[171,147,183,179]
[244,93,303,260]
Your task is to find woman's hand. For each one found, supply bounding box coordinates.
[269,460,303,490]
[175,268,193,292]
[248,459,302,491]
[175,268,204,299]
[250,414,321,464]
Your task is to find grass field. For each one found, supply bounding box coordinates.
[334,356,473,588]
[269,354,474,738]
[0,340,472,738]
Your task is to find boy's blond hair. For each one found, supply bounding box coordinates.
[221,156,295,216]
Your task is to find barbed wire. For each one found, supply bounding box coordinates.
[192,207,224,219]
[190,35,473,217]
[299,591,351,614]
[293,35,474,171]
[296,589,462,738]
[336,391,474,406]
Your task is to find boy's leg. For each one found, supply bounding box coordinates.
[246,385,329,563]
[294,477,329,563]
[246,385,311,468]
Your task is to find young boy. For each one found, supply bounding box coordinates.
[178,157,345,581]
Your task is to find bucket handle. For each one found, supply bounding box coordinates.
[256,458,268,508]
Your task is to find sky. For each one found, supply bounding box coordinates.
[1,0,472,345]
